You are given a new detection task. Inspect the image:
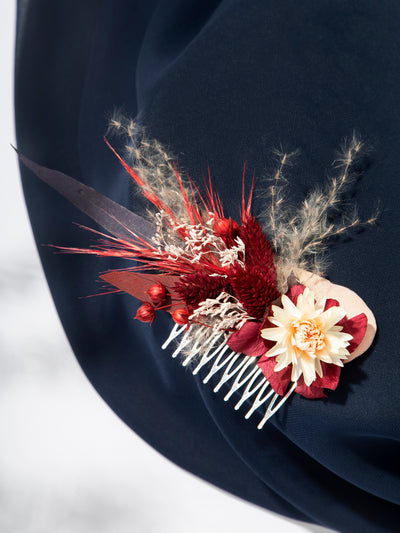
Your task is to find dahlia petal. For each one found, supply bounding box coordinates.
[261,326,285,342]
[267,315,286,327]
[274,353,292,371]
[318,353,334,363]
[265,343,287,358]
[291,363,303,383]
[331,359,344,367]
[271,306,293,325]
[313,296,326,315]
[315,358,323,378]
[281,294,302,317]
[319,306,347,329]
[297,288,316,315]
[300,357,317,386]
[329,325,345,332]
[325,331,352,353]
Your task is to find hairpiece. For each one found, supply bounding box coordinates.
[17,125,377,428]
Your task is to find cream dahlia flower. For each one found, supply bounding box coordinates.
[260,287,353,386]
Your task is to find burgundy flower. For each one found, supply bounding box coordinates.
[174,272,231,308]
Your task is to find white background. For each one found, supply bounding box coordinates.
[1,3,334,532]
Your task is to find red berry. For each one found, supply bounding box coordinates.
[135,303,156,324]
[172,308,190,325]
[146,282,166,305]
[213,217,239,238]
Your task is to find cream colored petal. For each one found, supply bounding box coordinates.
[291,362,303,382]
[265,343,287,357]
[275,352,292,371]
[314,296,326,315]
[287,344,300,366]
[271,306,294,326]
[261,326,285,342]
[297,288,315,315]
[325,332,352,353]
[318,353,333,363]
[337,347,350,357]
[301,357,317,386]
[331,358,344,367]
[315,358,323,378]
[319,306,347,329]
[281,294,302,317]
[327,329,353,342]
[267,316,285,328]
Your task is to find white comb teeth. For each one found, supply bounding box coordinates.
[162,324,296,429]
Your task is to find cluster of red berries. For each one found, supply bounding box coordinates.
[135,282,190,326]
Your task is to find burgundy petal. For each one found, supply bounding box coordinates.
[257,355,292,396]
[295,363,341,399]
[324,298,340,310]
[227,321,266,357]
[286,284,305,304]
[318,363,342,390]
[338,313,368,353]
[295,379,327,399]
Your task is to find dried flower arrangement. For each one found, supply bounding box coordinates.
[17,122,377,428]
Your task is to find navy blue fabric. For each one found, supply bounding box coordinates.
[15,1,400,531]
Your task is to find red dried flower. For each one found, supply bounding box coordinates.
[239,216,275,270]
[135,303,156,324]
[172,308,190,325]
[229,264,280,320]
[174,273,232,308]
[146,282,166,305]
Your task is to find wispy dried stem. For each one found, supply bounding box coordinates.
[262,133,378,290]
[108,114,194,224]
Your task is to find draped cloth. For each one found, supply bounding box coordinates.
[15,2,400,531]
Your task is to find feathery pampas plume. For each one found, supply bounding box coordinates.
[108,114,195,223]
[108,118,377,293]
[261,133,378,291]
